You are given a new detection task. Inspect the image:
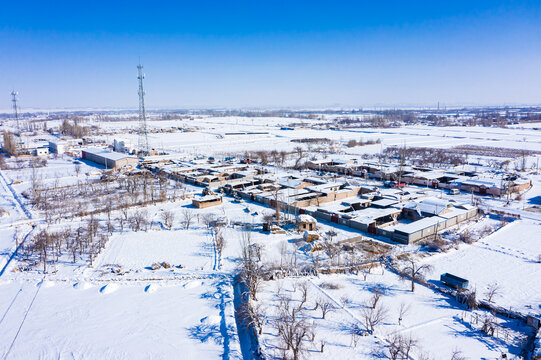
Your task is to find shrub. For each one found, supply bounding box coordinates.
[320,282,342,290]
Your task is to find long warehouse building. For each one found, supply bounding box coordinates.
[82,148,139,169]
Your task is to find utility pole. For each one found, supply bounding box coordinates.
[137,63,150,155]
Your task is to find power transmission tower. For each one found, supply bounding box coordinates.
[11,90,19,133]
[137,63,150,155]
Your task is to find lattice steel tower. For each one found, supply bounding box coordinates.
[137,64,150,155]
[11,90,19,133]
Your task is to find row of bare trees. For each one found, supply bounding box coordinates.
[18,218,111,273]
[28,170,186,223]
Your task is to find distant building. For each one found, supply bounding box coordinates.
[49,141,67,154]
[33,147,49,156]
[113,138,134,153]
[49,139,82,154]
[81,148,139,169]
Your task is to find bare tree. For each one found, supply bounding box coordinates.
[161,210,175,230]
[130,210,148,232]
[315,297,335,319]
[214,226,227,269]
[202,213,216,229]
[34,230,50,273]
[369,288,383,309]
[275,294,315,360]
[401,256,433,292]
[293,146,305,169]
[262,213,274,230]
[385,333,418,360]
[239,300,265,336]
[450,349,467,360]
[349,322,364,348]
[181,208,195,230]
[362,301,388,333]
[464,288,478,310]
[402,334,418,359]
[398,302,410,326]
[481,313,497,336]
[294,281,310,309]
[385,334,404,360]
[2,131,17,156]
[484,282,501,303]
[322,241,341,266]
[240,231,263,301]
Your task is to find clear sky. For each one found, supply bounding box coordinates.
[1,1,540,110]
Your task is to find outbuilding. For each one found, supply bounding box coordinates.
[297,214,317,231]
[192,195,223,209]
[81,148,139,169]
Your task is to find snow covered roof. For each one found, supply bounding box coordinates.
[297,214,316,223]
[341,198,371,206]
[438,207,468,219]
[403,197,451,215]
[195,195,222,202]
[410,170,446,180]
[393,216,446,234]
[460,178,499,188]
[371,198,399,208]
[83,148,136,161]
[278,177,305,188]
[351,207,401,225]
[306,182,344,194]
[232,170,257,177]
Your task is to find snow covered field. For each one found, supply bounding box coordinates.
[0,278,241,360]
[255,272,531,360]
[423,219,541,315]
[0,116,539,359]
[83,117,541,154]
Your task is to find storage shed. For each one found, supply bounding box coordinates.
[297,214,317,232]
[192,195,223,209]
[82,148,139,169]
[392,216,447,244]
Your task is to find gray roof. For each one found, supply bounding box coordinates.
[83,148,136,161]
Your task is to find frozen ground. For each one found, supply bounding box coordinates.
[256,272,531,360]
[82,117,541,154]
[0,278,241,360]
[422,219,541,315]
[0,116,539,359]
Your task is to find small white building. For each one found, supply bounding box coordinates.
[49,139,82,154]
[113,139,134,153]
[33,147,49,156]
[49,141,67,154]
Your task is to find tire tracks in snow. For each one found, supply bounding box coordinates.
[0,168,31,220]
[2,277,44,360]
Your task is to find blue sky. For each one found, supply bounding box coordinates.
[1,1,540,109]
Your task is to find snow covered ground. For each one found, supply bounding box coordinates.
[0,116,539,359]
[422,219,541,315]
[0,278,241,360]
[255,272,531,360]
